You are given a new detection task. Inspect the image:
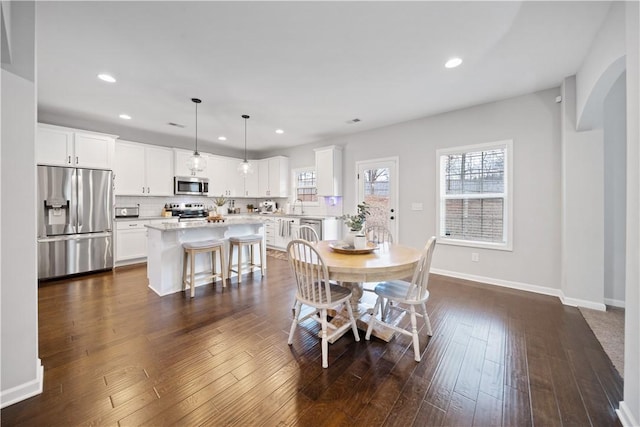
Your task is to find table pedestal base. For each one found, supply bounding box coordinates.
[323,291,406,344]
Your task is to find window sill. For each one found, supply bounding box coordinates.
[438,237,512,252]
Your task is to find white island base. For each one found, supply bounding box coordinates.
[146,220,266,296]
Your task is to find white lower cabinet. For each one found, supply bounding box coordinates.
[115,218,178,265]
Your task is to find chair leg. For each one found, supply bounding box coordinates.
[345,300,360,342]
[409,305,420,362]
[259,241,265,277]
[220,246,227,286]
[288,300,301,345]
[421,302,433,336]
[321,308,329,368]
[227,243,233,282]
[365,296,382,340]
[211,250,216,282]
[189,251,197,298]
[182,251,188,292]
[237,243,243,284]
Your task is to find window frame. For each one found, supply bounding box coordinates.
[435,139,513,251]
[292,167,319,205]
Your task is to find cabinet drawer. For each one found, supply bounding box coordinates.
[116,220,149,230]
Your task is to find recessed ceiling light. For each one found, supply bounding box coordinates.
[119,114,131,120]
[218,136,227,141]
[445,58,463,69]
[275,129,284,134]
[97,73,116,83]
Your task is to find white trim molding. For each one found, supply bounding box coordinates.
[616,402,640,427]
[0,359,43,409]
[431,268,606,311]
[604,298,626,308]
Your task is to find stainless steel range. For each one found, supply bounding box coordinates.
[170,203,208,222]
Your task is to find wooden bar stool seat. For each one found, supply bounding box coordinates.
[182,239,226,298]
[227,234,265,284]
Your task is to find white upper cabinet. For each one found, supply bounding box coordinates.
[257,156,289,197]
[207,155,243,197]
[174,148,208,178]
[36,124,116,170]
[114,140,174,196]
[244,161,261,197]
[315,145,342,196]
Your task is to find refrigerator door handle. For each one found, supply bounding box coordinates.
[38,232,113,243]
[76,169,83,229]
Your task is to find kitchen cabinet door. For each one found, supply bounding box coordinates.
[257,159,270,196]
[268,156,289,197]
[36,125,73,166]
[145,146,174,196]
[114,142,146,195]
[315,146,342,196]
[206,155,227,197]
[115,221,149,262]
[223,157,243,197]
[243,161,261,197]
[74,132,115,169]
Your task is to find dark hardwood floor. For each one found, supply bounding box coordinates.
[1,256,623,426]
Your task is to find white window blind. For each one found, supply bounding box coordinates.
[437,140,513,250]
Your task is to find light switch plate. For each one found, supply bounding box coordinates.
[411,203,423,211]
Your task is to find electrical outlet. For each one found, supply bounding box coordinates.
[471,253,479,262]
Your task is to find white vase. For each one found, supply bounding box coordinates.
[353,234,367,249]
[344,230,360,246]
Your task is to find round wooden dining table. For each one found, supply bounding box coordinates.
[315,240,421,311]
[313,240,422,342]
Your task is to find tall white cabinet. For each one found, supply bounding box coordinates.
[258,156,289,197]
[36,123,116,170]
[315,145,342,196]
[114,140,174,196]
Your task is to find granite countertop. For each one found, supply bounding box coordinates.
[115,216,176,221]
[145,219,266,231]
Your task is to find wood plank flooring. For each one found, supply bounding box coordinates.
[1,257,623,426]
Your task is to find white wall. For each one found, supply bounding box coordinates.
[603,72,626,307]
[276,88,563,294]
[0,1,42,407]
[576,1,625,131]
[561,76,605,309]
[620,2,640,426]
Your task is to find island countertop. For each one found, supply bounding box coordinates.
[145,219,266,232]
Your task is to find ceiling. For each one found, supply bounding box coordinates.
[36,1,611,155]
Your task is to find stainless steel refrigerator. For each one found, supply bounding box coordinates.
[37,166,113,280]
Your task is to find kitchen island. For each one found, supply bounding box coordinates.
[145,219,266,296]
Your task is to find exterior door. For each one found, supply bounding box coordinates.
[356,158,398,241]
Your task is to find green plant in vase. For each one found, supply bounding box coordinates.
[341,202,370,245]
[212,195,227,215]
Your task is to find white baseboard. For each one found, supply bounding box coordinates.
[560,296,607,311]
[605,298,626,308]
[430,269,607,310]
[431,268,564,299]
[0,358,43,409]
[616,401,640,427]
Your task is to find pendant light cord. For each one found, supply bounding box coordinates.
[191,98,202,155]
[242,114,250,162]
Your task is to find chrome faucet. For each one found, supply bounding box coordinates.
[293,198,304,215]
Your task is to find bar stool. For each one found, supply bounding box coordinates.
[227,234,265,284]
[182,239,226,298]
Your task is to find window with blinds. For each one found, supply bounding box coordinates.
[295,169,318,202]
[436,140,513,250]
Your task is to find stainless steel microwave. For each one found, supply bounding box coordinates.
[174,176,209,196]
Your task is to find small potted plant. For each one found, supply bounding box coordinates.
[212,195,227,216]
[340,202,370,247]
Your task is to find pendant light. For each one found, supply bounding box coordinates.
[187,98,207,174]
[238,114,253,175]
